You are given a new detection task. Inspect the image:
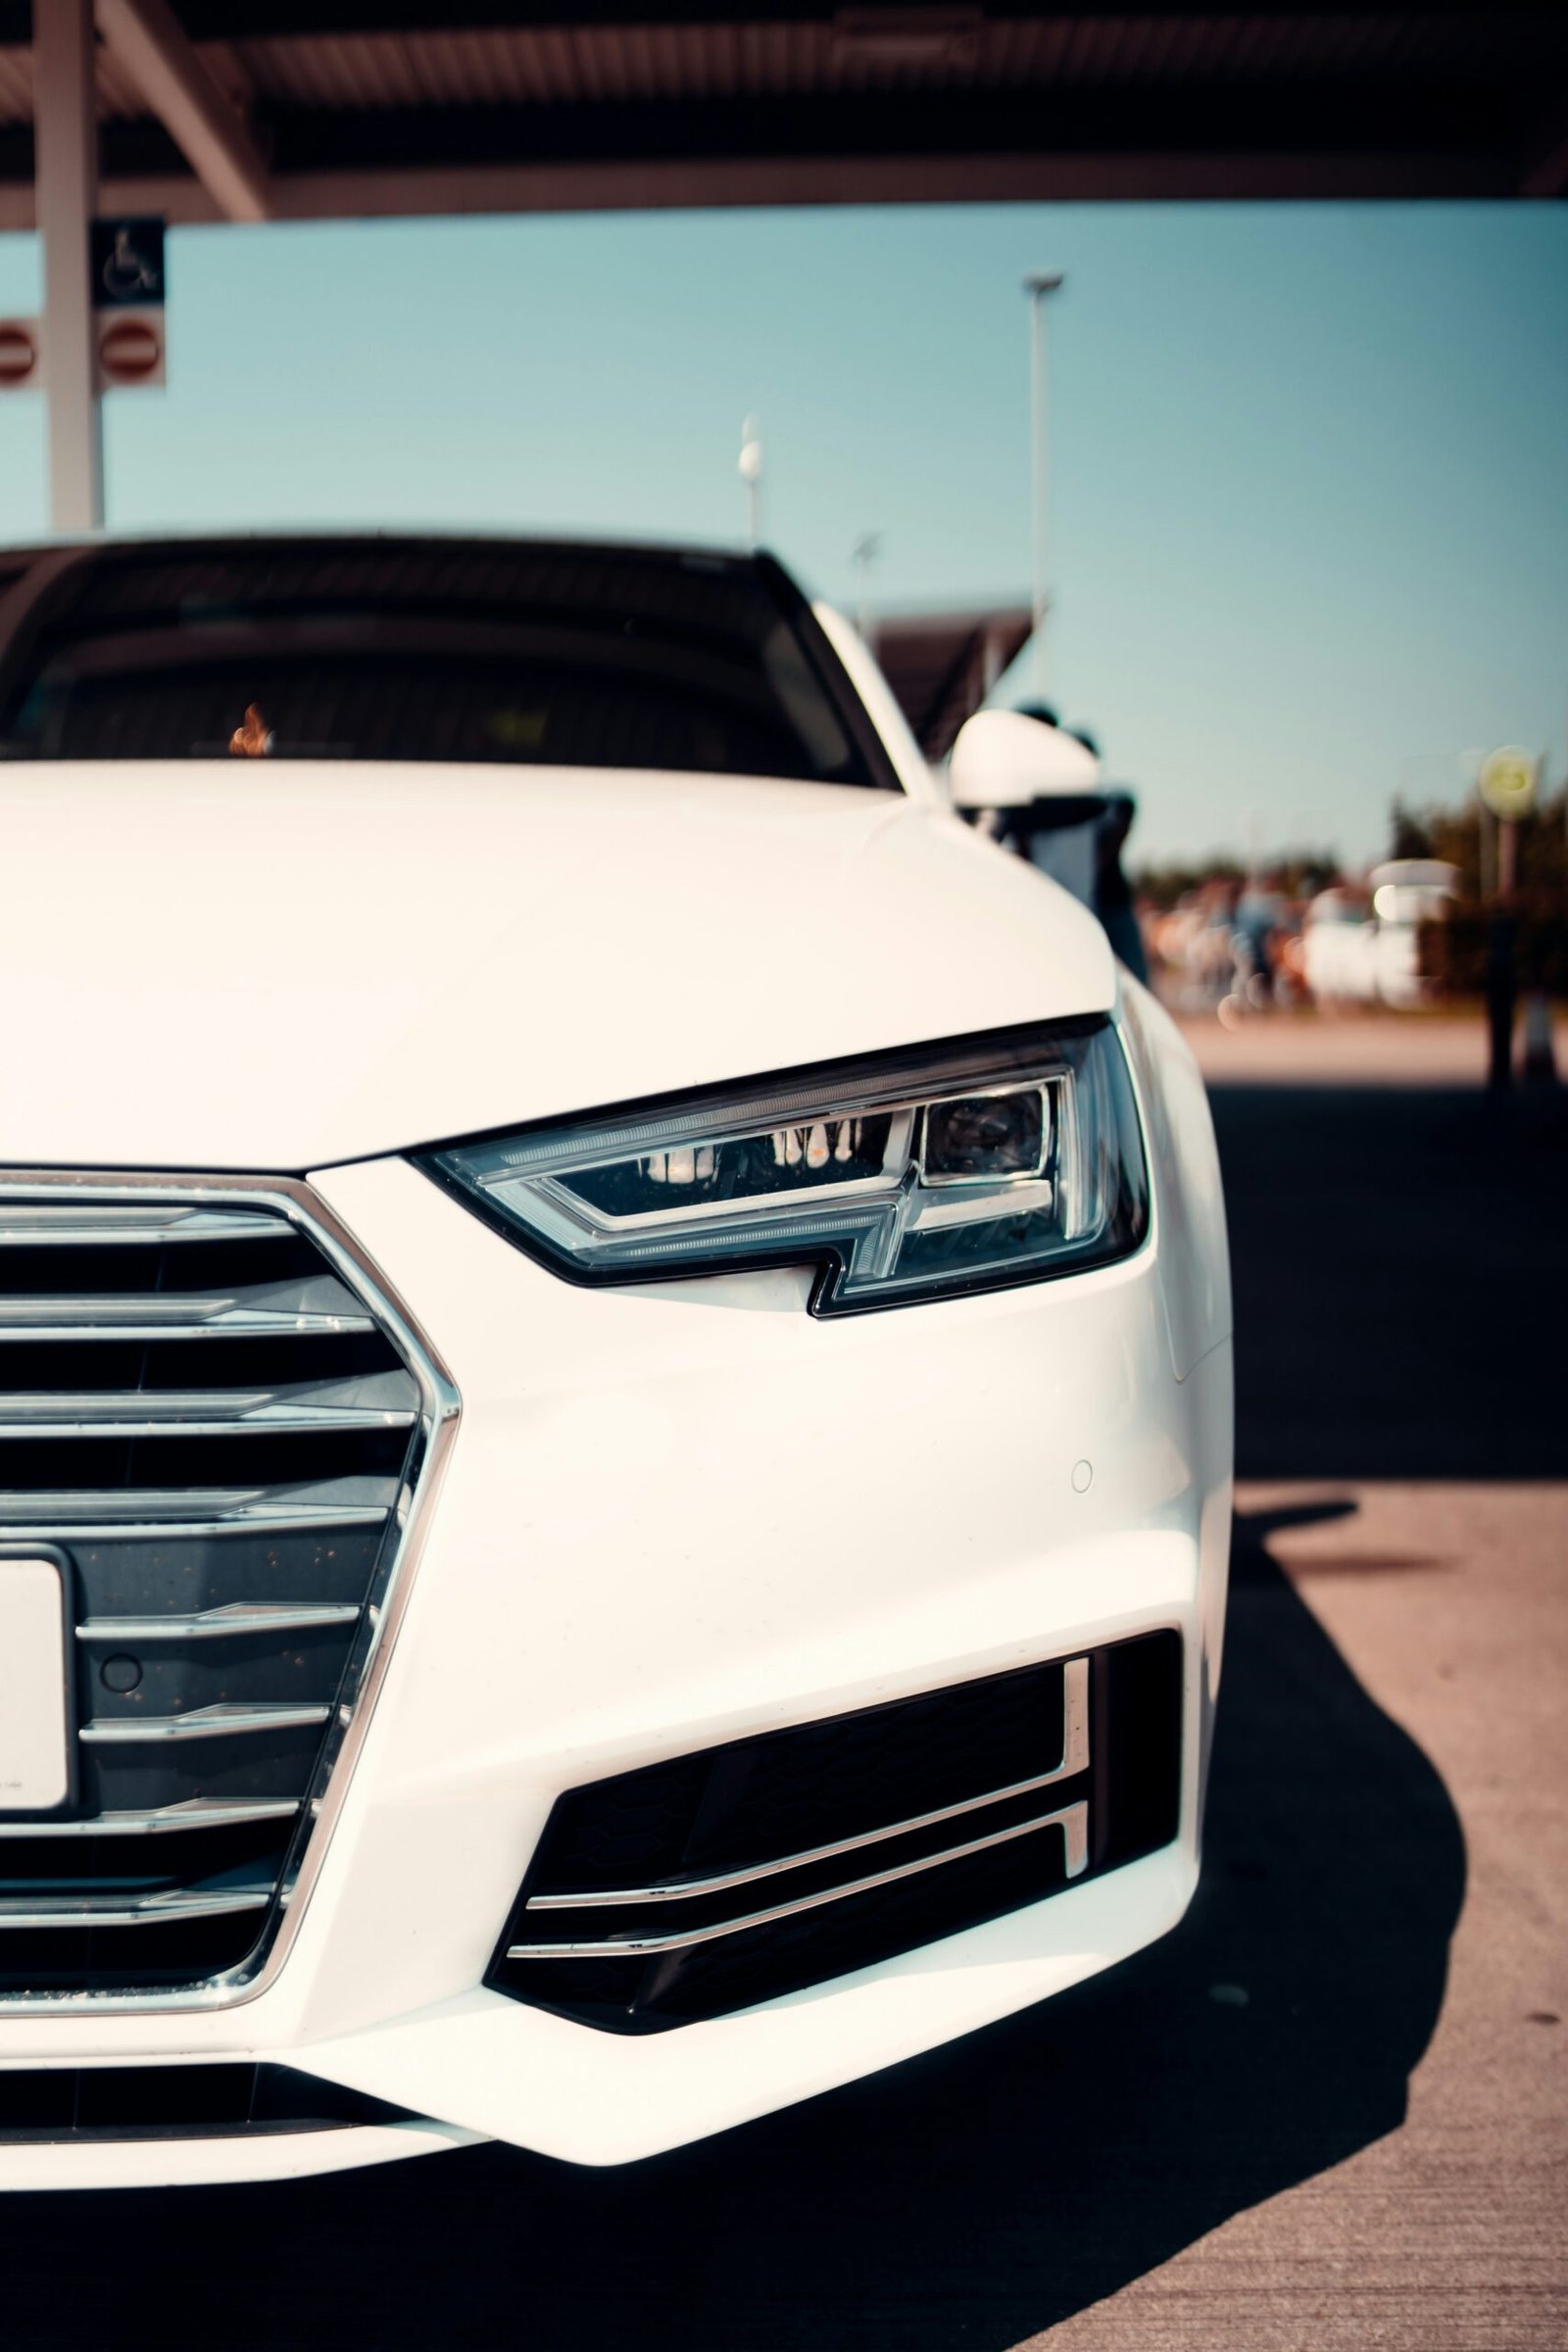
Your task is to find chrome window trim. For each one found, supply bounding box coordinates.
[0,1166,460,2018]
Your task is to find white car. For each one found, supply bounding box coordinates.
[1368,858,1461,1009]
[1303,862,1460,1009]
[0,534,1232,2189]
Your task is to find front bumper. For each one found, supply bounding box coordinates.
[0,1151,1231,2180]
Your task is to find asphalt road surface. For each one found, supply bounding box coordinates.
[5,1022,1565,2349]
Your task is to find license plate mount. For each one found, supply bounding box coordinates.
[0,1546,74,1815]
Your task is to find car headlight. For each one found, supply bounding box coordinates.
[419,1016,1148,1316]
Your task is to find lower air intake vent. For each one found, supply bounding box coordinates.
[0,2063,414,2141]
[0,1181,449,2006]
[488,1631,1182,2033]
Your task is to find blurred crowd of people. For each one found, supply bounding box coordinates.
[1138,863,1460,1014]
[954,706,1563,1018]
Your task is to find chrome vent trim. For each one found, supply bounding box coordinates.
[524,1657,1091,1915]
[0,1170,459,2017]
[506,1801,1090,1960]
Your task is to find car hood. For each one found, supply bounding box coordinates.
[0,762,1114,1171]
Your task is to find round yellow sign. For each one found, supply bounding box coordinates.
[1479,746,1539,820]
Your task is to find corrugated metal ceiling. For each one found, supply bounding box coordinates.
[0,11,1559,125]
[0,9,1562,209]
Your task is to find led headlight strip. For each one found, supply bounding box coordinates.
[418,1016,1149,1315]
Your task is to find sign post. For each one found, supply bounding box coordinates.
[0,215,168,508]
[33,0,101,531]
[1479,747,1540,898]
[1477,748,1542,1096]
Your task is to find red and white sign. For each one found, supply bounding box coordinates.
[0,318,41,391]
[96,305,165,390]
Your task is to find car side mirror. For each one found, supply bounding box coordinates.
[948,709,1102,810]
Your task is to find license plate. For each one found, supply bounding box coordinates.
[0,1556,71,1811]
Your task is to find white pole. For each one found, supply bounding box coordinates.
[35,0,103,533]
[853,531,881,648]
[739,416,762,551]
[1023,271,1062,701]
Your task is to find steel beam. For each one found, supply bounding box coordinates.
[34,0,103,534]
[96,0,271,223]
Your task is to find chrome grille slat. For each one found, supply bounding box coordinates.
[0,1801,301,1838]
[0,1479,396,1533]
[0,1205,295,1247]
[0,1273,376,1341]
[76,1603,364,1642]
[0,1178,452,2011]
[0,1372,418,1439]
[0,1883,273,1928]
[79,1702,334,1744]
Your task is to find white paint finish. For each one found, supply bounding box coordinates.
[0,1557,70,1810]
[0,1164,1228,2057]
[0,586,1230,2177]
[0,1150,1223,2169]
[0,1125,1230,2161]
[96,0,271,223]
[260,1153,1227,2051]
[0,760,1112,1169]
[298,1848,1197,2168]
[1118,973,1234,1383]
[33,0,102,531]
[0,2113,481,2191]
[949,708,1102,809]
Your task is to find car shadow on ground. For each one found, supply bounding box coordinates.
[6,1501,1464,2351]
[1213,1081,1568,1481]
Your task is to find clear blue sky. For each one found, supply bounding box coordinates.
[1,201,1564,864]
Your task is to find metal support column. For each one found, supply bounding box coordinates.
[35,0,103,532]
[1023,270,1063,700]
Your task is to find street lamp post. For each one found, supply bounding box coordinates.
[1023,270,1064,699]
[852,531,883,649]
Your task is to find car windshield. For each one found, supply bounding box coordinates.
[0,537,893,788]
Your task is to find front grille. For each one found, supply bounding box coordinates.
[0,1183,443,2005]
[488,1630,1182,2033]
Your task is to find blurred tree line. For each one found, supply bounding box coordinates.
[1390,787,1567,896]
[1132,850,1339,909]
[1396,787,1568,996]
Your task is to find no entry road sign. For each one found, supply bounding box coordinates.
[0,318,39,389]
[97,310,166,390]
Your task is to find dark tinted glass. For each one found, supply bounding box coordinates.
[0,538,892,787]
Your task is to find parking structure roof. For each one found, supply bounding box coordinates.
[1,4,1565,229]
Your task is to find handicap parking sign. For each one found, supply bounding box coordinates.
[90,218,166,310]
